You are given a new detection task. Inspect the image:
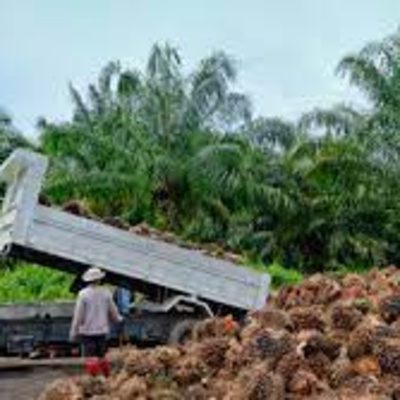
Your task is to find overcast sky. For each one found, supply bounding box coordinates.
[1,0,399,136]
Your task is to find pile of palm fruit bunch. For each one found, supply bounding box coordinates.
[60,200,244,264]
[40,266,400,400]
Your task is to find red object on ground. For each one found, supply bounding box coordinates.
[84,357,111,377]
[84,358,101,376]
[223,315,239,333]
[99,358,111,377]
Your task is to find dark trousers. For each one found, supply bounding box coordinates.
[81,334,107,358]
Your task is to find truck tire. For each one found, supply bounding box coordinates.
[168,319,197,344]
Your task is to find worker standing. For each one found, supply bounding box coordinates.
[70,267,123,377]
[114,286,132,346]
[114,286,132,317]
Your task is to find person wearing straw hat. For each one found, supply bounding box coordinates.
[70,266,123,376]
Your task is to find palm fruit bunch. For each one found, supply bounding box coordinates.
[347,317,380,359]
[186,337,229,369]
[300,334,342,383]
[301,333,341,361]
[305,351,331,380]
[123,348,164,377]
[182,384,210,400]
[246,328,295,363]
[367,266,400,294]
[327,351,357,389]
[340,273,368,302]
[275,274,341,310]
[77,376,109,398]
[116,376,148,400]
[146,389,181,400]
[191,316,239,341]
[108,369,130,392]
[373,337,400,375]
[378,294,400,323]
[390,318,400,334]
[287,369,323,398]
[247,306,293,331]
[352,355,381,376]
[275,352,312,382]
[152,346,182,370]
[233,362,285,400]
[224,337,254,376]
[62,200,94,219]
[288,306,326,332]
[305,274,342,305]
[38,379,83,400]
[380,375,400,399]
[338,375,384,400]
[172,354,208,386]
[329,303,363,331]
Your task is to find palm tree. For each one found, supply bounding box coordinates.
[244,117,298,155]
[337,29,400,162]
[337,30,400,112]
[40,44,253,224]
[299,104,365,138]
[0,107,33,162]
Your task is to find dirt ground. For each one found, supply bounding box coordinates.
[0,350,123,399]
[0,368,76,400]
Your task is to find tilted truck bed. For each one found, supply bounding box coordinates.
[0,150,270,312]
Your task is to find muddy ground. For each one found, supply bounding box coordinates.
[0,367,76,400]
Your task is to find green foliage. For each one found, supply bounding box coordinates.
[0,107,34,162]
[327,264,371,281]
[266,263,302,288]
[0,264,74,302]
[246,258,302,288]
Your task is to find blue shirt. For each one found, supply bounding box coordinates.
[114,287,132,316]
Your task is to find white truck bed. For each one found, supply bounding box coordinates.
[0,150,270,312]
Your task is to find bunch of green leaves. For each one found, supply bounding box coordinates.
[0,263,74,302]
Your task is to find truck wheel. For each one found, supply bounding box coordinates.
[168,319,197,344]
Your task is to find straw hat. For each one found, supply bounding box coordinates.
[82,267,105,283]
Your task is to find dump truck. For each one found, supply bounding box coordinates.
[0,149,270,354]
